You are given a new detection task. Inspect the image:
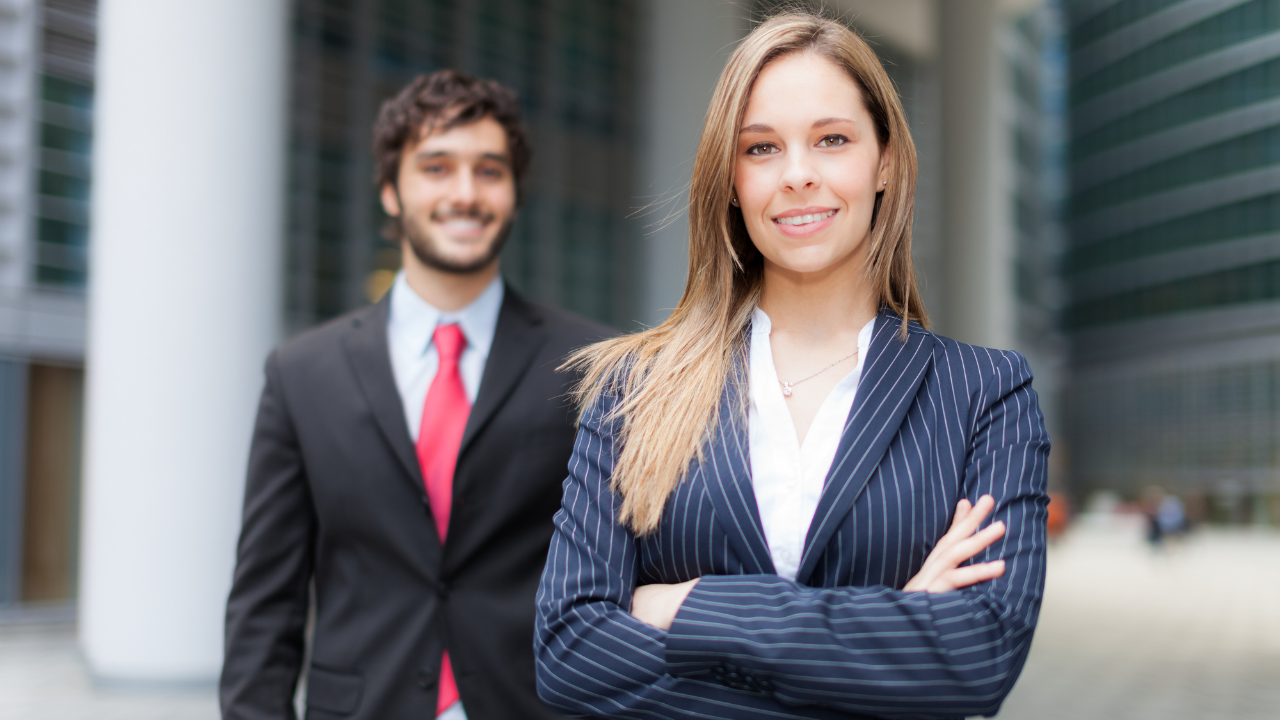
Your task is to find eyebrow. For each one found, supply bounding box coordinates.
[738,117,856,134]
[414,150,511,166]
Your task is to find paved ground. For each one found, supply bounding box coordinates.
[1,518,1278,719]
[0,620,218,720]
[999,516,1280,720]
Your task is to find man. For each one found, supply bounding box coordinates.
[221,70,611,720]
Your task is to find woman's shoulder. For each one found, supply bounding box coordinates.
[887,315,1034,394]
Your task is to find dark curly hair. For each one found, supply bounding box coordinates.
[373,69,531,236]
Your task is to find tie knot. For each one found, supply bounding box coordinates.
[433,323,467,363]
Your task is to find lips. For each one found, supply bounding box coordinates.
[773,209,837,226]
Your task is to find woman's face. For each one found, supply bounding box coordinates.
[734,52,888,277]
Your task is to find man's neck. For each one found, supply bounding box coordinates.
[402,254,501,313]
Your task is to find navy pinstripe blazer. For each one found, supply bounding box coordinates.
[534,310,1050,719]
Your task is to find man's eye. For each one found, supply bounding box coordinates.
[746,143,778,156]
[478,167,505,179]
[816,135,848,148]
[423,164,448,174]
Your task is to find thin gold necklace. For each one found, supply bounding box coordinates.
[778,348,859,397]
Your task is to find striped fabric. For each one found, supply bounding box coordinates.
[535,310,1050,719]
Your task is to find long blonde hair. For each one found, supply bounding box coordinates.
[569,11,925,535]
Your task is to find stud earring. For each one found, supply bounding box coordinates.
[730,195,739,207]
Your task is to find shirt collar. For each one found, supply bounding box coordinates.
[388,271,505,360]
[751,306,772,336]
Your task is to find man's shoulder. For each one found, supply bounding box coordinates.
[513,292,618,350]
[272,302,384,370]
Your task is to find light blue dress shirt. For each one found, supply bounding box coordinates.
[386,271,504,443]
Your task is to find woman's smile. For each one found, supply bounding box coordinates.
[771,207,838,237]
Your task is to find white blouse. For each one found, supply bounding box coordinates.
[747,308,876,580]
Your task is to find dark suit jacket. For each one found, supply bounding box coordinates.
[221,284,612,720]
[536,309,1050,719]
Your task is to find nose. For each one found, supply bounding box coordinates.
[779,148,820,192]
[450,164,478,205]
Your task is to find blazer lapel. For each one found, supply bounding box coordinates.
[458,285,546,461]
[795,311,935,585]
[700,364,775,576]
[341,296,428,499]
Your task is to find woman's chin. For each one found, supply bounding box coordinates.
[763,247,859,278]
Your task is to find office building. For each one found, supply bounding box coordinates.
[1066,0,1280,523]
[0,0,95,608]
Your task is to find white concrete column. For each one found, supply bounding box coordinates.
[636,0,749,325]
[80,0,289,682]
[938,0,1015,349]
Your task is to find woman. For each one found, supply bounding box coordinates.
[536,12,1048,720]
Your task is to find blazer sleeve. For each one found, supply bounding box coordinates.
[662,350,1050,718]
[536,394,868,720]
[220,350,316,720]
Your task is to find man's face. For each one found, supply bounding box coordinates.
[381,115,517,274]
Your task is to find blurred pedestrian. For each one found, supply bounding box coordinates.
[1157,493,1187,538]
[534,11,1050,719]
[1142,485,1166,547]
[220,70,611,720]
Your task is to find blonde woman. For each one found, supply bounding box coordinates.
[535,12,1048,719]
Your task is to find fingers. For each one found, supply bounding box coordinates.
[938,495,995,552]
[962,495,996,531]
[939,560,1006,591]
[945,520,1006,566]
[907,495,1005,593]
[948,498,973,531]
[954,495,995,540]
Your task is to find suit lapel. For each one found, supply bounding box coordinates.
[795,310,934,585]
[458,285,546,462]
[700,362,775,576]
[341,296,428,500]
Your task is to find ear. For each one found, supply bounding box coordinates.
[876,150,892,190]
[380,183,402,217]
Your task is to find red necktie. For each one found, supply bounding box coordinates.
[416,323,469,716]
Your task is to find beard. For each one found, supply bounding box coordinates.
[401,206,514,275]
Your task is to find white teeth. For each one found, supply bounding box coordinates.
[775,210,835,226]
[442,219,484,231]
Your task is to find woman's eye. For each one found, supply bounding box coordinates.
[746,143,778,156]
[816,135,848,148]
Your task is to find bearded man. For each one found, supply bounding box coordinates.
[220,70,611,720]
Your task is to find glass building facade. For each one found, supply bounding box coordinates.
[0,0,93,608]
[1010,2,1069,471]
[1066,0,1280,521]
[34,0,95,288]
[284,0,641,333]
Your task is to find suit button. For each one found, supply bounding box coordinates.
[437,581,451,600]
[416,671,437,690]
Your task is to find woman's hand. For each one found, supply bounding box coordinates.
[630,578,700,630]
[905,494,1006,593]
